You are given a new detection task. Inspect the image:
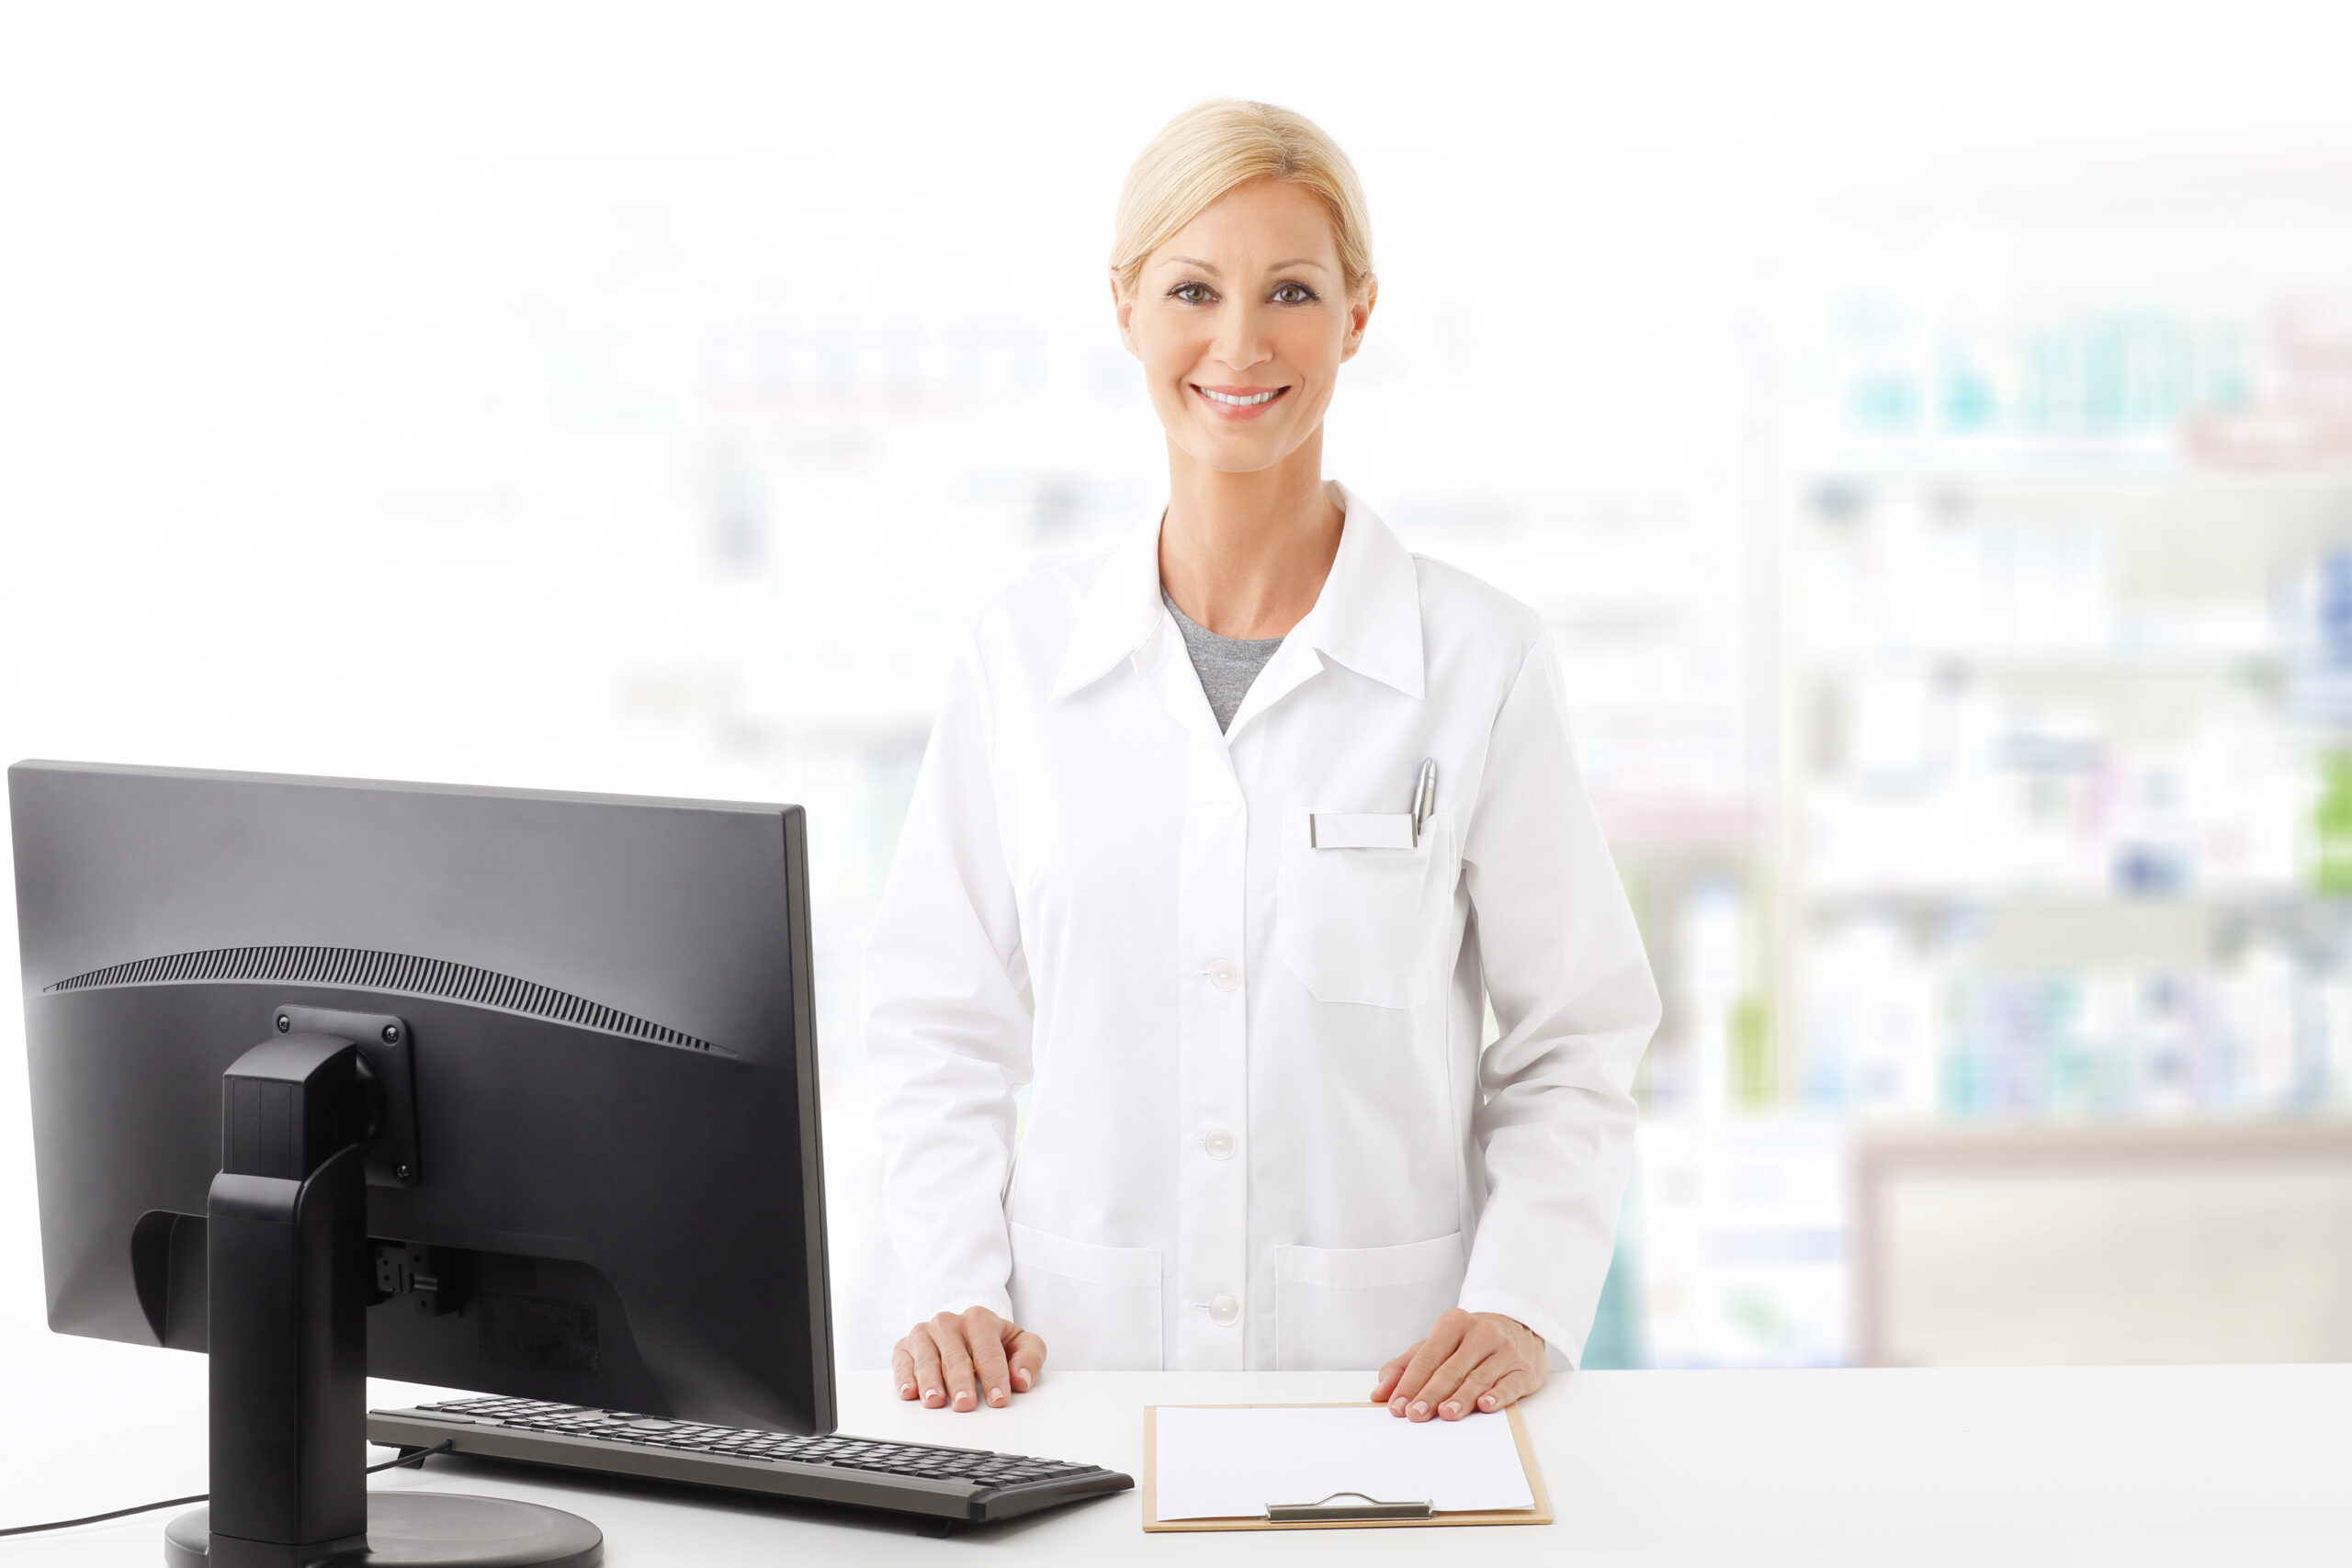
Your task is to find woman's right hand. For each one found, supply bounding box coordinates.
[890,1306,1046,1411]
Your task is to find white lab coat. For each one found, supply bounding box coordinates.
[863,485,1659,1372]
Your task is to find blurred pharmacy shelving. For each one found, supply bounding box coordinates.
[1783,218,2352,1123]
[1609,199,2352,1371]
[1714,204,2352,1369]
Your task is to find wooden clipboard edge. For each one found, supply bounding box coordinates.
[1138,1401,1552,1532]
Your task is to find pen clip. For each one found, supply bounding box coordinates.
[1409,758,1436,845]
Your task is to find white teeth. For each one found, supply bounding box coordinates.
[1200,388,1279,406]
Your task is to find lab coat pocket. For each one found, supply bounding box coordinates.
[1006,1222,1164,1371]
[1274,1232,1467,1371]
[1275,806,1450,1008]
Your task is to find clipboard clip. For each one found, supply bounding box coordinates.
[1264,1491,1434,1523]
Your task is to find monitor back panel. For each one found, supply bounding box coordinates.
[9,760,834,1433]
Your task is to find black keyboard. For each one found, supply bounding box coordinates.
[366,1395,1133,1530]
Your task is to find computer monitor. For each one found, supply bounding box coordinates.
[9,760,834,1567]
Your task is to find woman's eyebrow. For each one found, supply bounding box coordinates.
[1158,255,1331,275]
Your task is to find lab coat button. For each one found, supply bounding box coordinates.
[1206,960,1240,992]
[1208,1293,1240,1325]
[1211,792,1241,817]
[1202,1127,1237,1160]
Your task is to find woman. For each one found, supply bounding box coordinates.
[864,100,1658,1424]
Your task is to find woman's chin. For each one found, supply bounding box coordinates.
[1169,424,1317,477]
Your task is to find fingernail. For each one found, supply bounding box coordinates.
[899,1382,913,1398]
[1440,1402,1461,1419]
[1409,1401,1429,1418]
[1013,1369,1032,1390]
[953,1391,973,1409]
[1478,1394,1497,1411]
[988,1386,1005,1405]
[1389,1397,1406,1415]
[923,1388,941,1405]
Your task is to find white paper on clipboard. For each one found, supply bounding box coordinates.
[1152,1405,1534,1521]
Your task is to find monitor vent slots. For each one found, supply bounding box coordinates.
[45,945,725,1055]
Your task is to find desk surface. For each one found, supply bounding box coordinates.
[6,1354,2349,1565]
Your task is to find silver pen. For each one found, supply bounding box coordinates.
[1410,758,1437,843]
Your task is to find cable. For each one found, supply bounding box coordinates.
[0,1440,456,1539]
[364,1441,456,1475]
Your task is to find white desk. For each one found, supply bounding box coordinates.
[6,1356,2349,1565]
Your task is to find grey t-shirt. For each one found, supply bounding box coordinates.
[1164,591,1283,732]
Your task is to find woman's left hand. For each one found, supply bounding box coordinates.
[1371,1308,1547,1420]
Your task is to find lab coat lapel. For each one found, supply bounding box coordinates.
[1220,632,1324,741]
[1138,615,1232,753]
[1045,509,1229,750]
[1306,486,1425,702]
[1051,514,1165,702]
[1223,488,1425,740]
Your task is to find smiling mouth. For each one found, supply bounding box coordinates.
[1193,384,1288,413]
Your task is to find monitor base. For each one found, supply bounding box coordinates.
[164,1493,603,1567]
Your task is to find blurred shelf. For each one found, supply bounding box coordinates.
[1590,792,1758,852]
[1804,886,2325,910]
[1808,456,2352,492]
[1801,887,2352,965]
[1853,1113,2352,1147]
[1642,1105,2352,1135]
[1807,649,2283,678]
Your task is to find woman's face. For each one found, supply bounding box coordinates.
[1116,178,1374,476]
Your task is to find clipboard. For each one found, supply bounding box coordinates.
[1139,1403,1553,1532]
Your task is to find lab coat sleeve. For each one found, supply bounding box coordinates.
[862,638,1033,1326]
[1454,632,1661,1369]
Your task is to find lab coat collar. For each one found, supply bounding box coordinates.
[1048,483,1425,704]
[1302,484,1426,701]
[1050,508,1166,700]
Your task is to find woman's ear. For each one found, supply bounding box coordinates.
[1339,275,1378,364]
[1111,269,1141,361]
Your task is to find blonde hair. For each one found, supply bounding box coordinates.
[1112,99,1374,301]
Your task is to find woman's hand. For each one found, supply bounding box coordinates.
[890,1306,1046,1412]
[1371,1308,1547,1420]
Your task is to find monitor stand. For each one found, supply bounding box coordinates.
[164,1031,602,1568]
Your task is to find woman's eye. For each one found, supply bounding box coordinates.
[1171,282,1216,304]
[1272,283,1317,305]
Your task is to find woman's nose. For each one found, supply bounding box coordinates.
[1211,304,1273,372]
